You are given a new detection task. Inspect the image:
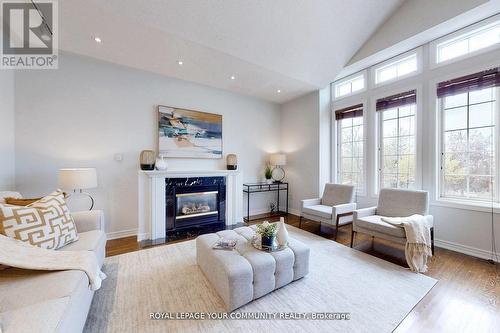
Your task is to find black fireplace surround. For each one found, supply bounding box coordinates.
[165,177,226,236]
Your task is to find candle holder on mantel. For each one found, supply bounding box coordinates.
[226,154,237,170]
[140,150,156,170]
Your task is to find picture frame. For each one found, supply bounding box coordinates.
[158,105,223,159]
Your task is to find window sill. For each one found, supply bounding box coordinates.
[431,198,500,214]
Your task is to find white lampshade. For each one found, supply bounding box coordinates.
[270,154,286,166]
[58,168,97,190]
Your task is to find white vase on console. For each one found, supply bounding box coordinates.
[155,155,168,171]
[276,217,289,246]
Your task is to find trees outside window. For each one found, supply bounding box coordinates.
[441,87,497,201]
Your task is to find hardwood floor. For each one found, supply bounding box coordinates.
[106,214,500,332]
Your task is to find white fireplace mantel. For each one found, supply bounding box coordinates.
[137,170,243,242]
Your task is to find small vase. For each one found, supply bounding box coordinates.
[155,155,168,171]
[276,217,289,246]
[261,235,275,248]
[266,179,273,184]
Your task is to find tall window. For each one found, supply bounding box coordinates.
[336,104,364,193]
[377,90,417,190]
[438,68,500,202]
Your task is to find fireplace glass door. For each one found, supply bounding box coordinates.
[176,191,218,220]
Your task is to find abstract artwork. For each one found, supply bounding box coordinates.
[158,105,223,158]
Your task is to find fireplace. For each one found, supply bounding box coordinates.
[166,177,226,236]
[176,191,218,221]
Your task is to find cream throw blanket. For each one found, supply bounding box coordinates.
[0,234,106,290]
[381,214,432,273]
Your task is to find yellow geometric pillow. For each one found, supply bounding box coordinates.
[0,190,79,249]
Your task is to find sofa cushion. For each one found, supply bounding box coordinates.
[0,268,87,313]
[0,297,70,333]
[302,205,332,220]
[0,190,78,249]
[355,215,406,238]
[59,230,107,267]
[0,229,106,333]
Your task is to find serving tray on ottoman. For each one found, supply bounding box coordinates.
[196,225,310,312]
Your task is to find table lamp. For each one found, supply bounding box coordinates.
[269,154,286,183]
[58,168,98,210]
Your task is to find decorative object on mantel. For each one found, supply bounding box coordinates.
[58,168,98,210]
[158,105,223,159]
[264,164,273,184]
[140,150,156,170]
[155,154,168,171]
[270,153,286,183]
[256,221,277,248]
[276,217,289,246]
[226,154,237,170]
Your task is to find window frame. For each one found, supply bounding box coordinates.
[332,71,367,101]
[372,48,422,87]
[430,14,500,68]
[374,86,422,195]
[335,101,367,196]
[437,86,500,204]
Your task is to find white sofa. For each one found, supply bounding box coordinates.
[0,191,106,333]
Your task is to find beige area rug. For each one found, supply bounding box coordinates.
[84,226,437,333]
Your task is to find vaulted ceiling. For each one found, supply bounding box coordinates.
[58,0,405,103]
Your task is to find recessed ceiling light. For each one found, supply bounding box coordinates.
[230,76,235,80]
[94,36,102,43]
[177,60,183,65]
[277,89,281,93]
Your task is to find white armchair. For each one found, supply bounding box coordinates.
[300,183,356,240]
[351,188,434,254]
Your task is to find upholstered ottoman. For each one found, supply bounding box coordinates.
[196,226,310,311]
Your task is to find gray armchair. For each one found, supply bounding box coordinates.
[351,188,434,254]
[300,183,356,240]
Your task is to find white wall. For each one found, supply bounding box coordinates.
[280,91,320,214]
[0,70,15,190]
[14,52,281,238]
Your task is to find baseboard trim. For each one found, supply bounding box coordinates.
[435,238,500,263]
[106,229,138,240]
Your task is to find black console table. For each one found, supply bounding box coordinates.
[243,182,289,222]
